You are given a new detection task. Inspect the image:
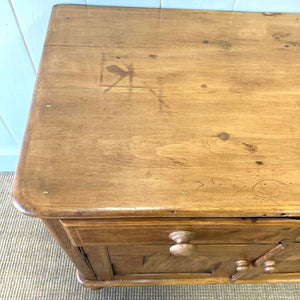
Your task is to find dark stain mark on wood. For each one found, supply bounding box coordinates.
[286,41,299,47]
[167,157,189,167]
[201,84,207,88]
[242,142,257,154]
[116,56,121,59]
[107,65,128,77]
[255,161,263,165]
[252,179,286,199]
[218,40,231,50]
[136,77,171,113]
[282,227,291,230]
[149,54,158,59]
[149,88,170,111]
[158,77,168,111]
[202,40,231,50]
[128,63,134,100]
[263,12,282,16]
[104,63,135,93]
[273,33,291,40]
[194,180,205,191]
[104,65,128,92]
[218,132,230,140]
[211,177,215,184]
[272,33,299,47]
[99,52,106,86]
[142,256,148,265]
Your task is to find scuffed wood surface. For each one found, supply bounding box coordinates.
[13,5,300,218]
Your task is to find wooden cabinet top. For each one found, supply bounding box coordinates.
[13,5,300,218]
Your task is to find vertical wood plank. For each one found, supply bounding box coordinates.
[43,219,96,280]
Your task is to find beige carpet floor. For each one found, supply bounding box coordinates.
[1,172,300,299]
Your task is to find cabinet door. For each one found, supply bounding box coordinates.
[227,242,300,282]
[84,244,275,278]
[265,243,300,273]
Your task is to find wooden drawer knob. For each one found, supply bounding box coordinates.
[235,259,250,272]
[169,231,197,256]
[169,231,197,244]
[264,260,277,273]
[169,244,197,256]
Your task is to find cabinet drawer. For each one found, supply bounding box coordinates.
[61,218,300,246]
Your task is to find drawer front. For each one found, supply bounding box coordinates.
[61,218,300,246]
[258,242,300,274]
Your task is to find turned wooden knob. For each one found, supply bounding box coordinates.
[169,231,197,243]
[235,259,250,272]
[264,260,277,273]
[169,231,197,256]
[169,244,197,256]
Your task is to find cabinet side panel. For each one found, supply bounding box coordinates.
[42,218,95,280]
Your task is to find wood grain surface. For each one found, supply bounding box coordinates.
[13,5,300,218]
[78,243,300,288]
[94,243,275,275]
[60,217,300,246]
